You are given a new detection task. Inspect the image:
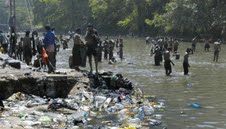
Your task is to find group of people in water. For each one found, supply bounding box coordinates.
[0,25,223,76]
[146,36,222,76]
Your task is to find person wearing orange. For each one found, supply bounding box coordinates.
[43,25,56,73]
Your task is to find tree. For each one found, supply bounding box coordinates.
[33,0,92,32]
[0,1,9,31]
[149,0,226,38]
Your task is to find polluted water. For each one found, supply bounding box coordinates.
[0,72,166,129]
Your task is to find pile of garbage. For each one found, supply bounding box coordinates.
[0,73,166,129]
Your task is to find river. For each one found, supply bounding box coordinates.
[56,37,226,129]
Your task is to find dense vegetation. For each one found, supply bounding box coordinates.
[1,0,226,39]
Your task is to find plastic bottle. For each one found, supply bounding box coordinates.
[136,106,145,120]
[191,103,201,108]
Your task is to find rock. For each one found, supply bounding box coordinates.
[38,116,52,123]
[7,60,21,69]
[0,100,4,111]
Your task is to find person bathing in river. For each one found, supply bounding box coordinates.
[183,52,190,75]
[213,39,221,62]
[153,45,161,66]
[192,36,197,52]
[164,50,174,76]
[204,39,210,52]
[173,40,179,53]
[146,36,150,44]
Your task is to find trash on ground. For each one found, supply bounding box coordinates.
[0,72,165,128]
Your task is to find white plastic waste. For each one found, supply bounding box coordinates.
[143,105,155,116]
[95,96,107,104]
[128,118,142,128]
[103,98,112,108]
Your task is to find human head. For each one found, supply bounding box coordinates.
[75,28,81,34]
[25,31,30,37]
[32,31,38,37]
[87,23,93,31]
[51,27,55,32]
[45,25,51,31]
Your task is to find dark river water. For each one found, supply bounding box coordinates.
[56,37,226,129]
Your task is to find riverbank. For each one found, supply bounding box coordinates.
[0,53,88,100]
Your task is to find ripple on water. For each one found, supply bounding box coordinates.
[204,106,215,109]
[190,117,197,120]
[196,124,215,128]
[180,114,188,117]
[189,98,198,101]
[203,122,219,125]
[190,61,212,65]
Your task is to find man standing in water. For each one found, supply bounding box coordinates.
[43,25,56,73]
[164,50,174,76]
[154,45,161,66]
[213,39,221,62]
[85,24,99,73]
[183,52,190,75]
[204,39,210,52]
[192,36,197,52]
[173,40,179,53]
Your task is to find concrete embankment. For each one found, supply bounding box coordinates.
[0,53,89,100]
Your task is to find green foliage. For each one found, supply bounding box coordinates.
[117,17,132,28]
[151,0,226,37]
[16,6,33,30]
[0,1,9,31]
[33,0,92,31]
[2,0,226,37]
